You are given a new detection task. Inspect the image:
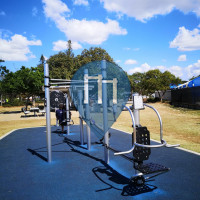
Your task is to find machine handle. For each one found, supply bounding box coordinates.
[114,104,180,156]
[143,104,163,141]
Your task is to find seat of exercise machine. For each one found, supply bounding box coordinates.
[134,162,169,174]
[133,126,151,162]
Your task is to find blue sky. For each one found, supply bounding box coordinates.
[0,0,200,81]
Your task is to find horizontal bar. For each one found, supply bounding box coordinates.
[114,140,167,156]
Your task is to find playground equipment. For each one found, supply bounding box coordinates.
[44,60,179,186]
[50,90,73,134]
[113,94,179,184]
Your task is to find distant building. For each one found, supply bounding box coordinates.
[170,76,200,109]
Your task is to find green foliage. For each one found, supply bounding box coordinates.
[3,99,25,107]
[40,54,45,65]
[128,69,182,101]
[47,43,114,79]
[0,42,115,107]
[78,47,113,66]
[143,69,163,95]
[0,65,43,106]
[128,72,146,94]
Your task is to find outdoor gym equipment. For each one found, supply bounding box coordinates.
[50,90,65,112]
[112,94,180,185]
[50,90,73,133]
[44,60,180,187]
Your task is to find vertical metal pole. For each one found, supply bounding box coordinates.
[79,117,84,145]
[84,69,91,150]
[86,125,91,150]
[78,90,84,145]
[132,93,140,127]
[44,63,52,163]
[66,93,70,135]
[102,60,109,164]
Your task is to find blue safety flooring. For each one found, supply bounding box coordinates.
[0,125,200,200]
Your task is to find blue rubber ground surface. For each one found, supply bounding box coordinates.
[0,125,200,200]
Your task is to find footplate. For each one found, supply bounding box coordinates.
[135,162,169,174]
[133,127,151,162]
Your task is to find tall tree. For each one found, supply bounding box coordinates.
[0,60,10,106]
[158,71,181,101]
[143,69,162,96]
[78,47,113,67]
[128,72,146,94]
[40,54,45,64]
[48,43,114,79]
[14,66,43,107]
[143,69,182,101]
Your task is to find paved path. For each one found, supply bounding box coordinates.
[0,125,200,200]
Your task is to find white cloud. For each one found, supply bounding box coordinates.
[156,65,166,71]
[186,60,200,79]
[42,0,71,21]
[124,59,137,65]
[100,0,200,22]
[53,40,82,51]
[0,11,6,16]
[170,26,200,51]
[0,34,42,61]
[127,63,183,78]
[42,0,127,45]
[168,65,183,78]
[63,19,127,45]
[115,60,121,63]
[178,54,187,61]
[128,63,150,74]
[0,29,12,39]
[133,48,140,51]
[127,60,200,80]
[123,47,140,51]
[32,7,38,17]
[123,47,131,51]
[73,0,89,6]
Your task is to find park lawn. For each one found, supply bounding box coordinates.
[0,106,80,138]
[0,103,200,153]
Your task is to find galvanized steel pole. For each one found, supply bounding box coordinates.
[44,62,52,163]
[102,60,109,164]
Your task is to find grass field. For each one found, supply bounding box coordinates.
[0,103,200,153]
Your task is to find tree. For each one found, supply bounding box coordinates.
[78,47,113,67]
[159,71,181,101]
[143,69,162,96]
[0,60,11,106]
[1,71,17,102]
[14,66,43,108]
[143,69,182,101]
[128,72,146,94]
[47,43,114,79]
[40,54,45,65]
[0,65,43,107]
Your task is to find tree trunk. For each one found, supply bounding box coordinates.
[161,91,166,103]
[0,94,2,106]
[26,96,30,110]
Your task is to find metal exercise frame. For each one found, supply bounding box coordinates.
[114,94,180,156]
[44,63,93,162]
[44,60,115,163]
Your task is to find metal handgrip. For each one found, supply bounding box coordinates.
[114,140,167,156]
[114,104,180,156]
[143,104,163,141]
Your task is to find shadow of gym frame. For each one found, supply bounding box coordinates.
[27,133,157,197]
